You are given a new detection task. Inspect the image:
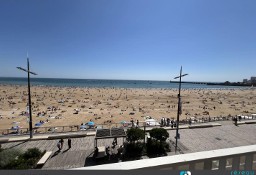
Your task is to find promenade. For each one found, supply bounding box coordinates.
[1,121,256,170]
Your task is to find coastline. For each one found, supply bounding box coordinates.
[0,77,250,89]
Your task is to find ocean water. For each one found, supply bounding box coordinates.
[0,77,245,89]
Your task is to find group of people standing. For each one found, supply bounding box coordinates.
[160,117,176,128]
[130,118,139,127]
[57,138,72,151]
[233,116,241,126]
[93,137,124,161]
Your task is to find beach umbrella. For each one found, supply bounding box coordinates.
[10,126,21,130]
[120,121,126,124]
[80,125,87,130]
[12,121,20,125]
[120,120,129,127]
[87,121,95,126]
[35,122,42,127]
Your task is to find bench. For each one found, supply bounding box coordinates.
[36,151,52,168]
[96,146,106,159]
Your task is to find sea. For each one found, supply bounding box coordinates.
[0,77,247,89]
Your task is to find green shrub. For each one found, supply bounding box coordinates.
[22,148,42,159]
[147,128,170,156]
[123,142,144,160]
[126,128,144,143]
[0,149,22,168]
[146,139,170,157]
[149,128,169,141]
[0,147,45,169]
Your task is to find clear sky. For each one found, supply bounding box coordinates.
[0,0,255,82]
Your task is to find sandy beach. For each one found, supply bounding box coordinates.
[0,85,255,130]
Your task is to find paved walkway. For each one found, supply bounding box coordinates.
[1,121,256,169]
[168,123,256,154]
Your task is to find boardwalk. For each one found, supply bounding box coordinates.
[1,122,256,169]
[1,135,124,169]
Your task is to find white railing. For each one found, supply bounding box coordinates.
[73,145,256,170]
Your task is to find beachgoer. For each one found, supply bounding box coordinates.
[60,138,64,150]
[68,138,71,149]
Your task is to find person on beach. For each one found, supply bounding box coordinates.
[60,138,64,150]
[136,120,139,127]
[68,138,71,149]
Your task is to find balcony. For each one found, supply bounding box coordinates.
[74,144,256,170]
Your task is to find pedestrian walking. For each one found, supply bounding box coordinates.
[106,146,111,160]
[57,141,61,151]
[167,118,170,126]
[130,118,134,127]
[234,116,238,126]
[161,118,164,127]
[60,138,64,150]
[68,138,71,149]
[189,118,192,125]
[93,147,99,158]
[112,137,117,148]
[163,117,166,126]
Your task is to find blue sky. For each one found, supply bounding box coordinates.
[0,0,255,82]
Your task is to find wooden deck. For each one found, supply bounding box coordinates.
[1,136,125,169]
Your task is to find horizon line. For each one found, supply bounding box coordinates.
[0,76,229,83]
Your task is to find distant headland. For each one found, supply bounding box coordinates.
[170,76,256,87]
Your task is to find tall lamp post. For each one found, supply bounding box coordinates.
[174,66,188,153]
[17,57,37,138]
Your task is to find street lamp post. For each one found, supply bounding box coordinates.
[17,57,37,138]
[174,66,188,153]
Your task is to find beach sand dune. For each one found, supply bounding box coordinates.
[0,85,256,130]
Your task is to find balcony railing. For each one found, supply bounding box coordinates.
[74,144,256,170]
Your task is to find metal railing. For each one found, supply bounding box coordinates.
[1,115,256,137]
